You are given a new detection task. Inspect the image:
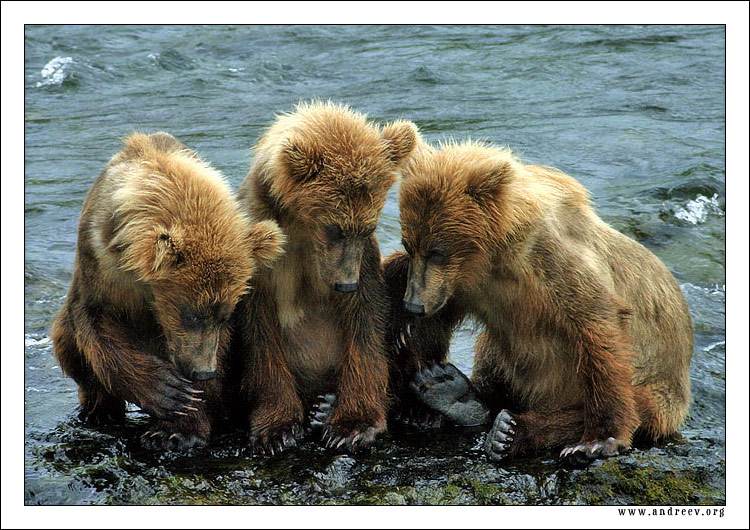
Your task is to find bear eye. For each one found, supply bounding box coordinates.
[181,308,204,330]
[426,247,448,265]
[324,224,344,242]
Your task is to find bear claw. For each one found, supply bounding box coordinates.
[143,366,205,420]
[248,423,304,456]
[321,425,380,453]
[141,430,208,452]
[393,322,415,352]
[393,403,444,429]
[560,437,630,465]
[484,409,518,462]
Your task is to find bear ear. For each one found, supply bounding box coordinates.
[280,139,324,183]
[247,220,286,268]
[464,162,512,205]
[152,228,184,273]
[381,120,420,164]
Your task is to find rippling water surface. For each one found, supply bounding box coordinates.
[24,25,725,505]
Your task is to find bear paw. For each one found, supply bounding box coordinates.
[140,367,204,420]
[409,362,471,415]
[310,394,386,452]
[392,401,444,429]
[484,409,518,462]
[141,430,208,452]
[248,423,305,457]
[320,423,385,452]
[560,437,630,465]
[393,322,416,352]
[309,393,337,429]
[78,403,126,427]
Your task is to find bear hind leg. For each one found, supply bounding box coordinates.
[633,383,689,443]
[52,311,126,426]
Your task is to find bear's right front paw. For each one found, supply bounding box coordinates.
[140,367,204,420]
[409,362,471,415]
[248,423,305,456]
[484,410,518,462]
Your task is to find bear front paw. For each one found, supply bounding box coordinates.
[320,422,386,452]
[141,429,208,452]
[248,423,305,457]
[560,437,631,465]
[409,362,471,414]
[309,393,337,429]
[484,409,518,462]
[311,394,386,452]
[393,400,445,429]
[139,366,204,420]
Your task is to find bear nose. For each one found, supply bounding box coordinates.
[191,370,217,381]
[403,301,426,316]
[334,282,359,293]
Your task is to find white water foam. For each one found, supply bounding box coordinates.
[36,56,73,87]
[673,194,723,225]
[25,335,51,347]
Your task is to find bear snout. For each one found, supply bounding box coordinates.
[334,282,359,293]
[191,370,217,381]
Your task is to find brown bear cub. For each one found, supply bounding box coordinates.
[50,132,284,451]
[232,101,419,454]
[386,140,694,464]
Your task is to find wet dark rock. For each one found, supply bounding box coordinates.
[24,419,724,505]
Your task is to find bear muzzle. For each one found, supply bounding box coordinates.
[191,370,217,381]
[334,282,359,293]
[403,300,426,316]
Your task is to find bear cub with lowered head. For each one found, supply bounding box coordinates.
[233,101,419,454]
[51,132,284,451]
[387,140,693,464]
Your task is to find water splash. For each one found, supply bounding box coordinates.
[36,57,73,87]
[672,194,723,225]
[25,335,51,347]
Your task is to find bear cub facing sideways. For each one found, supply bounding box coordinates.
[51,132,284,451]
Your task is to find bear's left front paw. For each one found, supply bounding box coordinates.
[560,437,630,465]
[484,409,518,462]
[321,422,386,452]
[311,394,387,452]
[141,430,208,452]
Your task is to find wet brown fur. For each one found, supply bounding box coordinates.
[385,140,694,456]
[233,101,419,448]
[50,132,284,443]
